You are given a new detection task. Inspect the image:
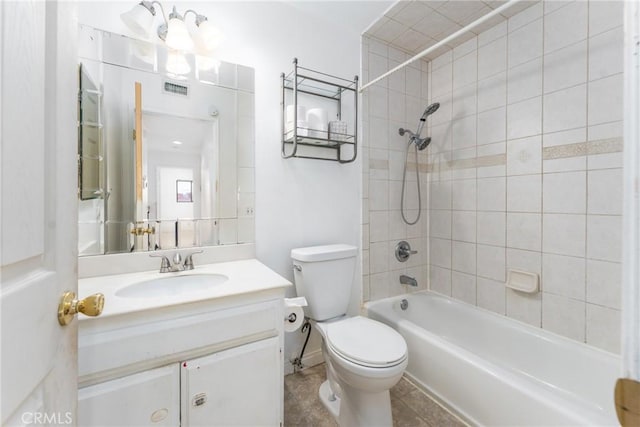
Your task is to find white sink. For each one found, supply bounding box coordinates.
[116,274,229,298]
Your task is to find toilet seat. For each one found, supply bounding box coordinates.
[324,316,407,368]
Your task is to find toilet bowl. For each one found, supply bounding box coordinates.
[313,316,408,426]
[290,244,408,426]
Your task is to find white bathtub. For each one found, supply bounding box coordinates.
[366,291,620,426]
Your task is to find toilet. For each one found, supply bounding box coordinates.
[291,244,408,426]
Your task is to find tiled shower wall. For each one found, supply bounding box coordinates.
[426,0,624,353]
[361,37,432,301]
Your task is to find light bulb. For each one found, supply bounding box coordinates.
[165,17,193,51]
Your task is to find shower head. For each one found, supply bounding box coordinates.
[415,102,440,137]
[415,137,431,151]
[421,102,440,120]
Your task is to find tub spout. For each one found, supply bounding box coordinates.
[400,275,418,287]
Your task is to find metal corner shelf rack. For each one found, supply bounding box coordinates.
[281,58,358,163]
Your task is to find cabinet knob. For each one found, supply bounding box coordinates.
[58,291,105,326]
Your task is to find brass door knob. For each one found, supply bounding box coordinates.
[58,291,105,326]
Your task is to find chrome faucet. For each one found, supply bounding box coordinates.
[400,274,418,287]
[150,250,203,273]
[395,240,418,262]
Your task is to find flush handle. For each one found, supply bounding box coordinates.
[58,291,105,326]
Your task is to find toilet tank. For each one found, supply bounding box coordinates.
[291,244,358,321]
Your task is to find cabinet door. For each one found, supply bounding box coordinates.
[78,365,179,426]
[181,337,281,426]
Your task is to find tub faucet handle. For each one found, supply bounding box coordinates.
[395,240,417,262]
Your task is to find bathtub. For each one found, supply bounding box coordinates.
[366,291,620,426]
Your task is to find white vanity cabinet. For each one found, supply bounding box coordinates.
[181,337,281,426]
[78,365,180,426]
[78,283,287,427]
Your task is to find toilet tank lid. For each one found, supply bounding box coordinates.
[291,244,358,262]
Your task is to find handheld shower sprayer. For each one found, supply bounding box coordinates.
[398,102,440,225]
[398,102,440,150]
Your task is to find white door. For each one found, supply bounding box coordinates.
[1,1,79,424]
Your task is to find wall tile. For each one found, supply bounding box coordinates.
[430,237,452,269]
[370,271,392,300]
[452,179,477,211]
[508,1,543,33]
[543,171,586,214]
[586,214,622,262]
[508,19,543,68]
[507,248,542,278]
[452,84,477,119]
[430,266,452,296]
[477,277,506,314]
[587,168,623,215]
[542,293,585,342]
[477,177,506,211]
[507,97,542,140]
[586,304,620,353]
[543,84,587,134]
[507,290,542,327]
[588,0,624,36]
[586,259,621,310]
[430,180,452,210]
[543,213,586,257]
[589,27,623,81]
[389,89,407,123]
[452,211,476,243]
[507,174,541,212]
[542,253,585,299]
[478,36,507,80]
[453,51,478,90]
[452,241,476,274]
[452,271,477,305]
[477,244,506,281]
[369,180,389,211]
[544,1,587,54]
[431,63,453,99]
[508,57,543,104]
[370,241,389,274]
[369,211,389,242]
[479,20,507,46]
[478,72,507,112]
[543,40,587,94]
[429,210,452,239]
[506,135,542,175]
[588,74,623,126]
[452,115,477,149]
[477,107,507,145]
[477,211,506,246]
[507,212,542,251]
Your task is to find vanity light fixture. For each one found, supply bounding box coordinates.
[121,1,222,69]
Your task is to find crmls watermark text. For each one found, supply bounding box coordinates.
[21,412,73,425]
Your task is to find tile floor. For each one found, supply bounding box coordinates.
[284,363,467,427]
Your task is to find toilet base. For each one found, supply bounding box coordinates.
[318,380,393,427]
[319,380,340,419]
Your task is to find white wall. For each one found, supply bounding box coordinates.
[78,0,390,372]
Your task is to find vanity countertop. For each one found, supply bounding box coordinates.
[79,259,291,319]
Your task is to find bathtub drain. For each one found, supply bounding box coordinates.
[400,299,408,310]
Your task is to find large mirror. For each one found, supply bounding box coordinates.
[77,25,255,256]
